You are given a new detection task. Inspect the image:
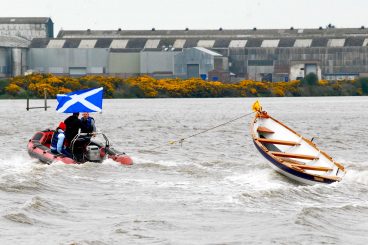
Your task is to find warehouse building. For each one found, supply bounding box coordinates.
[0,17,54,77]
[25,27,368,81]
[0,17,53,40]
[0,36,29,77]
[174,47,228,79]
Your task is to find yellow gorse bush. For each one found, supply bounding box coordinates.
[3,73,367,98]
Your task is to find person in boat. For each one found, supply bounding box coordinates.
[64,112,82,145]
[50,122,72,158]
[80,112,96,135]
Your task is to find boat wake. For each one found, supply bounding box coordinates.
[3,212,36,225]
[295,203,368,244]
[0,155,39,172]
[0,155,48,193]
[344,169,368,185]
[22,196,68,215]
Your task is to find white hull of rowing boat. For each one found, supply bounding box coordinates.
[251,110,346,184]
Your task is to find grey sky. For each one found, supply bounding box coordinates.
[3,0,367,32]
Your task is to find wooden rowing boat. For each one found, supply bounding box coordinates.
[250,100,346,184]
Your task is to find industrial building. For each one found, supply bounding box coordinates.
[0,17,53,40]
[27,27,368,81]
[0,36,29,77]
[0,17,53,77]
[3,17,368,82]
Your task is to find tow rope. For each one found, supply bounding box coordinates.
[147,111,255,151]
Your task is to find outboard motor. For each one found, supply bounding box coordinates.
[85,145,102,162]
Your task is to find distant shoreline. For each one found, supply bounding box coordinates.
[1,73,367,99]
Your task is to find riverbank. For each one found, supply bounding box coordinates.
[1,73,367,98]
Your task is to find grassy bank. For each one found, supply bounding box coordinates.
[1,73,368,99]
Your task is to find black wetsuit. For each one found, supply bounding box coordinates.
[64,114,82,143]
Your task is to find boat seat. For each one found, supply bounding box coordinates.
[279,157,305,165]
[289,163,332,172]
[270,151,319,160]
[257,126,274,134]
[256,138,300,146]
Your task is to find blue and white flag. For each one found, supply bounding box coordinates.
[56,87,103,113]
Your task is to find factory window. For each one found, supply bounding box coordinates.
[47,40,65,48]
[197,40,215,48]
[145,39,160,49]
[78,40,97,48]
[0,66,9,73]
[363,38,368,46]
[110,40,129,49]
[327,39,345,47]
[248,60,274,66]
[261,40,280,48]
[294,39,312,48]
[173,39,186,49]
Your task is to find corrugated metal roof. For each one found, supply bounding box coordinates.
[278,38,295,47]
[29,38,49,48]
[344,37,364,47]
[213,39,231,48]
[311,38,328,47]
[126,38,147,49]
[246,39,263,47]
[0,17,52,24]
[57,28,368,39]
[95,38,113,48]
[29,36,368,49]
[63,39,81,48]
[194,47,222,56]
[0,35,30,48]
[184,39,198,48]
[110,48,142,53]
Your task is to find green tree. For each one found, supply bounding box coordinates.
[301,73,318,86]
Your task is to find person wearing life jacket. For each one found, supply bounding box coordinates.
[50,122,72,158]
[80,112,96,134]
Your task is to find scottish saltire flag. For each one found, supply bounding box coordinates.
[56,87,103,113]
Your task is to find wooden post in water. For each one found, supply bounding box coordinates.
[26,97,29,111]
[44,89,47,111]
[26,89,50,111]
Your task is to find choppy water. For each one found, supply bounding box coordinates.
[0,97,367,245]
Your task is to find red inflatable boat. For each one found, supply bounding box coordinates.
[27,129,133,165]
